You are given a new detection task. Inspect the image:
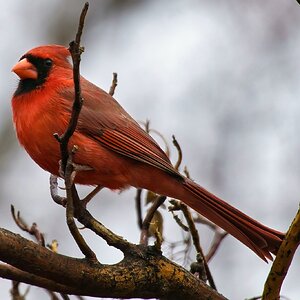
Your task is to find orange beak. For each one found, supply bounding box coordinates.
[11,58,38,80]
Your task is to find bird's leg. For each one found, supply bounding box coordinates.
[54,161,99,208]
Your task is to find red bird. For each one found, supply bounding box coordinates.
[11,45,284,261]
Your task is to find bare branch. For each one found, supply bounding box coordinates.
[63,150,97,263]
[0,263,84,295]
[11,205,45,246]
[194,214,228,262]
[109,72,118,96]
[169,200,216,290]
[0,228,227,300]
[140,195,166,245]
[46,290,60,300]
[183,166,191,179]
[51,3,98,263]
[135,188,143,229]
[81,185,103,207]
[54,2,89,173]
[262,206,299,299]
[169,205,190,232]
[10,207,73,299]
[50,175,138,255]
[140,120,171,157]
[172,135,182,171]
[10,281,28,300]
[205,230,228,263]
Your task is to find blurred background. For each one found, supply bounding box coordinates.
[1,0,300,299]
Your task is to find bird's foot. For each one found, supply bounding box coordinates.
[50,175,101,208]
[50,174,67,207]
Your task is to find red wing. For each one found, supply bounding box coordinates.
[89,128,182,179]
[60,80,182,179]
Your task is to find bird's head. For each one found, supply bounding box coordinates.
[12,45,72,96]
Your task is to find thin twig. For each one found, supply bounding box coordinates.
[10,281,28,300]
[169,200,190,232]
[205,230,228,263]
[140,195,166,245]
[135,188,143,229]
[154,226,163,251]
[262,206,299,299]
[172,135,182,171]
[194,215,221,231]
[46,290,60,300]
[65,149,97,262]
[60,293,70,300]
[11,205,45,246]
[183,166,190,179]
[10,206,72,298]
[139,120,170,158]
[109,72,118,96]
[53,2,89,173]
[53,3,97,263]
[74,193,146,257]
[194,214,228,262]
[171,200,216,290]
[81,185,103,207]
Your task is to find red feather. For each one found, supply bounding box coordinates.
[12,45,284,261]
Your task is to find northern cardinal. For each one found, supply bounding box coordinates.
[11,45,284,261]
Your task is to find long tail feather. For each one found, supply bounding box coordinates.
[181,178,284,261]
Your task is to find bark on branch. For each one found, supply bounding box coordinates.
[0,228,226,300]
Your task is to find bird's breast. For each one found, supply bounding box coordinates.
[12,92,134,189]
[12,91,66,175]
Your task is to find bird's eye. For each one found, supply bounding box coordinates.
[44,59,53,67]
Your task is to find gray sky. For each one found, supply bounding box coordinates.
[1,1,300,299]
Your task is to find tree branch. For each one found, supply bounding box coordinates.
[0,228,227,300]
[262,206,299,299]
[169,200,216,290]
[52,2,98,262]
[11,205,45,246]
[0,264,79,295]
[50,175,142,256]
[54,2,89,173]
[108,72,118,96]
[140,195,166,245]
